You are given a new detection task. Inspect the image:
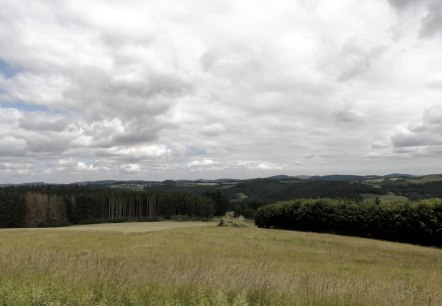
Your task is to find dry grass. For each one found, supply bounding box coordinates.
[0,222,441,305]
[6,221,217,233]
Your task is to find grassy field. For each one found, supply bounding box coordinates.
[361,192,408,202]
[405,174,442,184]
[14,221,218,233]
[0,222,441,305]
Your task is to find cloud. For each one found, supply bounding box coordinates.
[387,0,442,38]
[0,0,442,182]
[202,123,225,137]
[75,162,96,171]
[188,159,219,168]
[420,1,442,37]
[19,112,67,131]
[387,0,419,10]
[98,144,171,161]
[0,136,26,156]
[391,105,442,154]
[334,108,366,123]
[232,161,283,171]
[120,163,141,173]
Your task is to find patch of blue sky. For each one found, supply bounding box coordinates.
[0,59,20,78]
[0,100,49,112]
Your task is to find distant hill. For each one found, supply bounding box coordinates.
[0,182,46,187]
[309,175,366,182]
[72,180,117,185]
[267,175,291,180]
[3,173,442,202]
[384,173,415,178]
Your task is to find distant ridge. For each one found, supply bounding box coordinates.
[3,173,441,186]
[384,173,416,178]
[0,182,46,187]
[308,175,366,182]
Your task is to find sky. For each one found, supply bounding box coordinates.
[0,0,442,183]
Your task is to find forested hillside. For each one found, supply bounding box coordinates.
[146,179,387,201]
[0,186,214,228]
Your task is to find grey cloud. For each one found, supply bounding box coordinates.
[63,67,187,120]
[391,106,442,155]
[392,133,441,147]
[334,39,384,82]
[202,123,225,137]
[77,118,170,148]
[420,1,442,37]
[387,0,419,10]
[19,113,66,131]
[334,108,366,123]
[371,143,389,149]
[61,67,188,147]
[388,0,442,38]
[24,133,72,153]
[0,136,26,156]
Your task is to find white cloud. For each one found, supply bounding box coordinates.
[75,162,96,172]
[120,163,141,173]
[188,158,219,168]
[234,161,283,171]
[0,0,442,182]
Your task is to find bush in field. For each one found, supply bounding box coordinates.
[255,198,442,246]
[218,211,247,227]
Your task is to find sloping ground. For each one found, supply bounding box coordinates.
[5,221,217,233]
[0,223,441,305]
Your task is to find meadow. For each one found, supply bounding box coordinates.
[0,221,441,305]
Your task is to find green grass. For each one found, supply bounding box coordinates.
[109,184,145,191]
[405,174,442,184]
[0,222,441,305]
[361,192,408,202]
[6,221,217,233]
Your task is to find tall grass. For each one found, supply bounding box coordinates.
[0,223,441,305]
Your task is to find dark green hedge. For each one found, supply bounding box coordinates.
[255,198,442,246]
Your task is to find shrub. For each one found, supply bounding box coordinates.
[255,198,442,246]
[218,211,247,228]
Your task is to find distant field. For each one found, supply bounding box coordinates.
[405,174,442,184]
[361,192,408,202]
[109,184,145,191]
[0,222,441,305]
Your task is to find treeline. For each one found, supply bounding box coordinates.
[0,186,215,228]
[382,181,442,200]
[185,181,388,219]
[255,198,442,246]
[203,190,266,218]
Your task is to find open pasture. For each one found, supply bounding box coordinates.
[12,221,218,233]
[0,222,441,305]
